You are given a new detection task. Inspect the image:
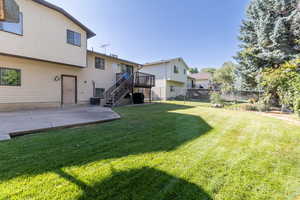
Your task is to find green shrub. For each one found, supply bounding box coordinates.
[234,102,269,112]
[248,98,258,104]
[256,101,270,112]
[239,104,258,111]
[210,92,224,106]
[294,98,300,117]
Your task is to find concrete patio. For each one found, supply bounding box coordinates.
[0,106,121,141]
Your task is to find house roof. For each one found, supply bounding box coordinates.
[32,0,96,39]
[87,50,141,66]
[189,72,213,80]
[187,75,196,80]
[144,57,189,69]
[144,59,171,66]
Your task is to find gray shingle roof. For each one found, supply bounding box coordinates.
[189,72,213,80]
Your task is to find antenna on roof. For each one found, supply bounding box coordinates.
[110,54,118,58]
[100,43,110,55]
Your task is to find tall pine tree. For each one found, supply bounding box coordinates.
[235,0,300,89]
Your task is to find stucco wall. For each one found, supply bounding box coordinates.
[166,80,186,99]
[141,59,188,100]
[86,52,139,91]
[0,55,88,105]
[0,0,88,67]
[0,53,138,110]
[150,80,167,100]
[140,64,167,100]
[187,78,195,89]
[167,59,188,84]
[140,63,167,85]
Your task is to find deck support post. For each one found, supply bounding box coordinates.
[149,88,152,103]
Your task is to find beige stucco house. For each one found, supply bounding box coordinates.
[140,58,189,100]
[0,0,154,111]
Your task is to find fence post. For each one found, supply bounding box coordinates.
[184,88,186,104]
[160,87,162,103]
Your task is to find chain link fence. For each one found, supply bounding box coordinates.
[136,87,261,103]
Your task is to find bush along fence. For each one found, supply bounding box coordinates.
[136,86,299,117]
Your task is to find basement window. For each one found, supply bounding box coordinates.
[0,67,21,86]
[95,88,105,98]
[0,13,23,35]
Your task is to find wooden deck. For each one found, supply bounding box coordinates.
[116,72,155,88]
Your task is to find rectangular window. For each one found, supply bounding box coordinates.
[0,67,21,86]
[0,13,23,35]
[170,86,175,92]
[184,69,186,74]
[95,57,105,70]
[95,88,105,98]
[174,65,179,74]
[118,64,133,74]
[67,30,81,46]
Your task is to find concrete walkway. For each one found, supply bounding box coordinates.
[0,106,120,141]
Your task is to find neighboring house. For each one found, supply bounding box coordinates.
[187,75,196,89]
[0,0,154,111]
[189,72,213,89]
[140,58,189,100]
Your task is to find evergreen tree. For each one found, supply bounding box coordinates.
[188,67,199,74]
[235,0,300,89]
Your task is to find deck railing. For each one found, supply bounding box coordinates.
[116,72,155,88]
[134,72,155,88]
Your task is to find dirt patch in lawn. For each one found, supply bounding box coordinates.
[260,111,300,126]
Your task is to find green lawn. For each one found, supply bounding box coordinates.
[1,101,300,200]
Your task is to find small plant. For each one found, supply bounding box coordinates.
[248,98,258,104]
[210,92,224,108]
[294,98,300,117]
[256,101,270,112]
[239,103,258,111]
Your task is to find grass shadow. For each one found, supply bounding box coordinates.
[56,167,212,200]
[0,103,212,183]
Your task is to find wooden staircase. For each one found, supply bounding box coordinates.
[104,73,134,107]
[104,72,155,107]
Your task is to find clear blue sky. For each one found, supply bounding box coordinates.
[47,0,249,69]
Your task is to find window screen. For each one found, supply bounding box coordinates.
[95,88,105,98]
[95,57,105,70]
[67,30,81,46]
[174,65,179,74]
[0,13,23,35]
[0,68,21,86]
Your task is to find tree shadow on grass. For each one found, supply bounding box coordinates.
[0,103,212,183]
[56,167,212,200]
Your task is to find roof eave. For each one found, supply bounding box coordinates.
[87,50,141,66]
